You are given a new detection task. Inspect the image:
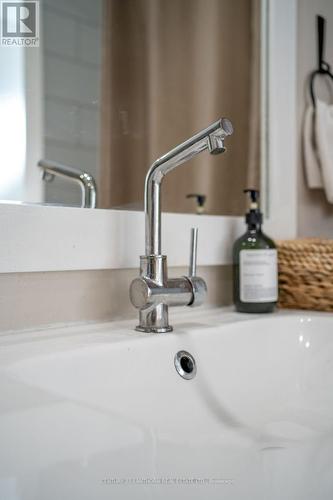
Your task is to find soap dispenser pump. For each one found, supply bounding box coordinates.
[186,193,207,214]
[233,189,278,313]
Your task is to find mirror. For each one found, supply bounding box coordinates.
[0,0,262,215]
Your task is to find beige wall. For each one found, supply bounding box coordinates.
[0,266,233,332]
[100,0,258,216]
[297,0,333,238]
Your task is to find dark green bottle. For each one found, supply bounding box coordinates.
[233,189,278,313]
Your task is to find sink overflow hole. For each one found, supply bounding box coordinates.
[174,351,197,380]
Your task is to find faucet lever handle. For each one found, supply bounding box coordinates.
[189,227,198,277]
[187,227,207,307]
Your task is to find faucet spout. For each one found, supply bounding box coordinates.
[144,118,233,256]
[38,159,97,209]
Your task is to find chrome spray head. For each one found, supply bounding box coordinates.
[207,118,233,154]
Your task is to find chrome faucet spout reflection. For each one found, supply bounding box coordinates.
[38,159,97,209]
[130,118,233,333]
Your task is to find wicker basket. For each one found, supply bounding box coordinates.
[277,238,333,312]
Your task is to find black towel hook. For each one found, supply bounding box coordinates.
[310,15,333,106]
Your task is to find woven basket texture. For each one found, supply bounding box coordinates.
[277,238,333,311]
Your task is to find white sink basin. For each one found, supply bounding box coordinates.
[0,308,332,499]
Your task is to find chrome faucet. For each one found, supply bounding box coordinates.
[129,118,233,333]
[38,159,97,208]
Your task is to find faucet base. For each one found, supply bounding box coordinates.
[136,302,173,333]
[130,253,208,332]
[135,325,173,333]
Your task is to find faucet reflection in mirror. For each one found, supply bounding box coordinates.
[130,119,233,333]
[38,160,97,209]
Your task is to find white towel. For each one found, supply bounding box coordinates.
[315,99,333,203]
[303,105,323,188]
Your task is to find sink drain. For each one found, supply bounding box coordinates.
[174,351,197,380]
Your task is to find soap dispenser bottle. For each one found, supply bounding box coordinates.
[233,189,278,313]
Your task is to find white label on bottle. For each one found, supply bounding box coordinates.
[240,249,278,303]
